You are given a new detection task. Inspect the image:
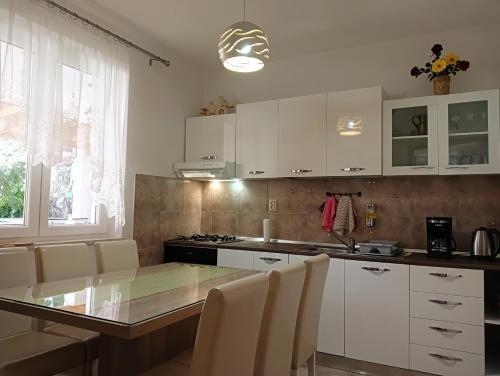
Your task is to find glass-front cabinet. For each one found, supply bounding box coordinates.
[438,90,500,175]
[384,89,500,175]
[383,97,439,175]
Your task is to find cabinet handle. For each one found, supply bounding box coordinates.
[428,353,463,362]
[259,257,282,264]
[248,170,265,175]
[361,266,390,272]
[429,326,463,334]
[429,299,463,306]
[291,169,312,174]
[201,155,218,160]
[445,166,469,169]
[410,166,435,169]
[340,167,365,172]
[429,272,463,278]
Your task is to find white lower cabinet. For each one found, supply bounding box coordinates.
[253,252,289,271]
[217,248,254,269]
[345,260,409,368]
[289,255,345,356]
[410,344,485,376]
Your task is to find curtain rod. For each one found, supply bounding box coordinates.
[36,0,171,67]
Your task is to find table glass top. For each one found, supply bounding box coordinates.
[0,263,257,325]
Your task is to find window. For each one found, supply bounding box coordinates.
[0,43,109,239]
[0,1,130,240]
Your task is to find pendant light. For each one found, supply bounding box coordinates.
[218,0,269,73]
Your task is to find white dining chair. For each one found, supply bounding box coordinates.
[291,254,330,376]
[94,239,139,274]
[141,273,269,376]
[254,262,306,376]
[35,243,99,375]
[0,248,85,376]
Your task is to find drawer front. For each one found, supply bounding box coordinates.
[253,252,289,271]
[410,318,484,355]
[410,344,484,376]
[411,291,484,325]
[217,249,254,269]
[411,265,483,297]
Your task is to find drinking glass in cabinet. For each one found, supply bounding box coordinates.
[448,133,489,165]
[448,100,488,134]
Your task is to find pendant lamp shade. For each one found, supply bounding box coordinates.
[218,21,270,73]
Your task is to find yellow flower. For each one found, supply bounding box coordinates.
[431,59,448,73]
[444,52,460,65]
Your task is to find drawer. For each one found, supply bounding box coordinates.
[253,252,289,271]
[411,265,483,297]
[410,344,484,376]
[411,291,484,325]
[410,318,484,355]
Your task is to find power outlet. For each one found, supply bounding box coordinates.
[268,199,277,212]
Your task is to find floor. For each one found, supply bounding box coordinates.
[295,353,432,376]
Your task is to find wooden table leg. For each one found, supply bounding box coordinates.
[98,314,199,375]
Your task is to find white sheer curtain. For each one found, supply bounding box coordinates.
[0,0,130,228]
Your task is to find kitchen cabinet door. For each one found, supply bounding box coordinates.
[236,100,279,178]
[327,87,383,176]
[278,94,327,177]
[345,260,409,368]
[438,89,500,175]
[383,96,439,175]
[289,254,345,356]
[217,248,254,269]
[185,114,236,162]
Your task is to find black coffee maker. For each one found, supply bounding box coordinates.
[426,217,456,258]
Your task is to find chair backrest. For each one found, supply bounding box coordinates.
[35,243,92,282]
[0,248,35,338]
[292,254,330,368]
[190,273,269,376]
[95,240,139,274]
[254,263,306,376]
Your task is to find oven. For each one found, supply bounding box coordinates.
[164,243,217,266]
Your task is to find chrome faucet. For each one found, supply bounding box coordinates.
[328,232,357,253]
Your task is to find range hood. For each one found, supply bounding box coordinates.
[174,161,236,179]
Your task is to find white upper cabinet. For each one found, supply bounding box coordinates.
[383,89,500,176]
[278,94,327,177]
[438,89,500,175]
[236,100,279,178]
[185,114,236,162]
[327,87,383,176]
[383,96,439,175]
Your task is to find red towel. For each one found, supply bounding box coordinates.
[321,197,337,232]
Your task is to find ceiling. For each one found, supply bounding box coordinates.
[70,0,500,70]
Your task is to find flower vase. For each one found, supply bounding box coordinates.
[433,75,450,95]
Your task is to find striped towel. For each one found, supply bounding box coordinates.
[333,196,356,235]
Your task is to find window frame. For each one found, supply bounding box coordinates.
[38,165,110,237]
[0,163,42,238]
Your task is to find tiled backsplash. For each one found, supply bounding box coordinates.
[134,174,500,264]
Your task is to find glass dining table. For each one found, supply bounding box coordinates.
[0,262,258,375]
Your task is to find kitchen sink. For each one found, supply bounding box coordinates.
[302,246,359,255]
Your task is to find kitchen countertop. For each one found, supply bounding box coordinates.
[165,239,500,271]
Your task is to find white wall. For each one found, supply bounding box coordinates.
[201,23,500,104]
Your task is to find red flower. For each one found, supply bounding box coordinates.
[410,66,422,77]
[431,44,443,56]
[457,60,470,71]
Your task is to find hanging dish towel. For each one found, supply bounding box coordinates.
[321,197,337,232]
[333,196,356,235]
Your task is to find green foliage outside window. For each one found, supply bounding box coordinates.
[0,161,26,218]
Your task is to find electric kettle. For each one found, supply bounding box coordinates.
[471,227,500,259]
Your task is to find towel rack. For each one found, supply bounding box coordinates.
[325,191,362,197]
